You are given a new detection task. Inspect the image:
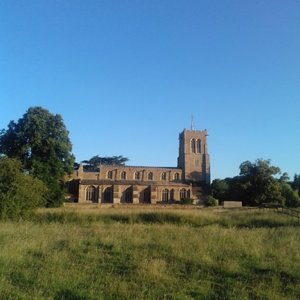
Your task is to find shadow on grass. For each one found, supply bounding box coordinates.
[174,258,262,299]
[109,212,185,224]
[54,289,90,300]
[174,255,300,299]
[229,218,300,229]
[32,211,300,229]
[10,271,35,290]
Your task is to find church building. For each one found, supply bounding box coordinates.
[67,128,210,204]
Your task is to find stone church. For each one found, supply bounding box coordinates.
[67,128,210,204]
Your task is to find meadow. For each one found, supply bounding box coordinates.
[0,206,299,299]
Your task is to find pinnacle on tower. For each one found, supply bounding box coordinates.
[191,114,195,131]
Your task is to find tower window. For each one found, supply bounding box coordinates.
[134,171,140,180]
[107,171,113,179]
[191,139,196,153]
[120,171,127,180]
[161,172,167,180]
[197,139,201,153]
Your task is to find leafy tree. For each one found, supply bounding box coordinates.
[82,155,129,171]
[281,182,300,208]
[211,179,229,201]
[279,172,290,183]
[226,175,252,202]
[292,174,300,197]
[238,159,284,205]
[0,107,74,207]
[239,159,280,179]
[0,157,46,219]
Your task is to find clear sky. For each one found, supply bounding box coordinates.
[1,0,299,180]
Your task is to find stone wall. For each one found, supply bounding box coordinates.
[222,201,243,208]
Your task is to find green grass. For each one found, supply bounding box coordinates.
[0,207,300,299]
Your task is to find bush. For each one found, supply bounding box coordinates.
[181,198,194,205]
[204,196,218,207]
[0,157,46,220]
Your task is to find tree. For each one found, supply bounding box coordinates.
[81,155,129,171]
[211,179,229,201]
[0,107,74,207]
[226,175,252,203]
[0,157,46,219]
[238,159,284,205]
[281,182,300,208]
[279,172,290,183]
[292,174,300,197]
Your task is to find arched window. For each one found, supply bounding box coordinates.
[197,139,201,153]
[161,172,167,180]
[148,172,153,180]
[103,187,113,203]
[120,171,127,180]
[180,188,187,200]
[140,187,151,203]
[134,171,140,180]
[170,189,174,201]
[124,187,133,203]
[107,171,113,179]
[187,190,191,199]
[191,139,196,153]
[174,173,180,181]
[162,189,169,201]
[86,186,97,202]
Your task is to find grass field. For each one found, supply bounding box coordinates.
[0,206,299,299]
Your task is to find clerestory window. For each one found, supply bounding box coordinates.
[120,171,127,180]
[174,173,180,181]
[161,172,167,180]
[134,171,140,180]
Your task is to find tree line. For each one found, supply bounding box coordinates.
[211,159,300,207]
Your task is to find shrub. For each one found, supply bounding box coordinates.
[181,198,194,205]
[0,157,46,220]
[204,196,218,207]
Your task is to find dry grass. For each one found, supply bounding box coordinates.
[0,206,299,299]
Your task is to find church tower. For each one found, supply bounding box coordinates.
[177,129,210,185]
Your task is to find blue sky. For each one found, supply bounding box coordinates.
[1,0,299,180]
